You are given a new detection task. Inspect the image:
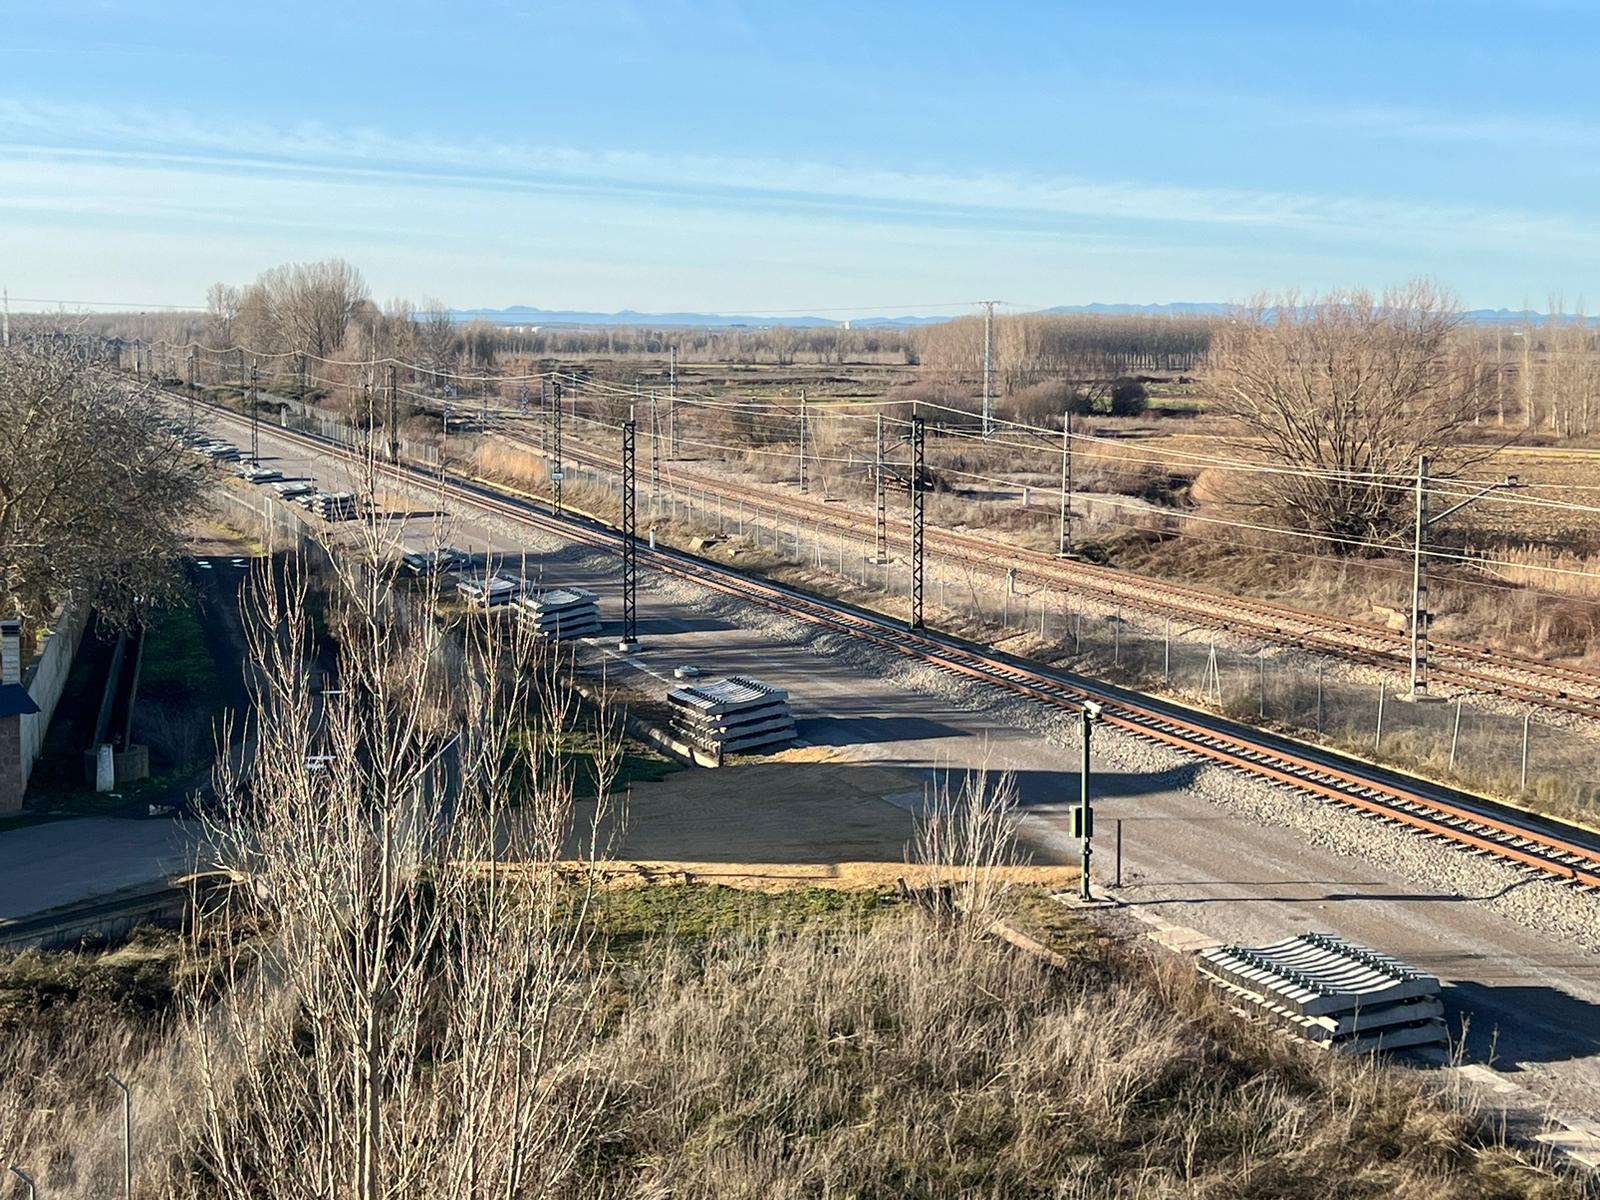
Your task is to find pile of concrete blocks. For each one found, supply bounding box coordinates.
[456,573,528,608]
[1198,932,1445,1052]
[668,675,795,756]
[309,491,359,522]
[519,587,601,640]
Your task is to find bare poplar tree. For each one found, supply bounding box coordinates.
[1205,282,1497,544]
[205,283,243,349]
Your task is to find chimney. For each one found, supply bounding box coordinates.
[0,620,20,686]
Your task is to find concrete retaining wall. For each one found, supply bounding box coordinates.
[19,605,89,789]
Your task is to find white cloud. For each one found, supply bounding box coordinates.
[0,96,1592,255]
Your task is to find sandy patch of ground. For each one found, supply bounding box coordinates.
[567,860,1081,893]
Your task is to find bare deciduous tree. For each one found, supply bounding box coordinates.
[254,259,371,361]
[205,283,243,349]
[1205,282,1497,545]
[0,342,201,636]
[179,479,622,1200]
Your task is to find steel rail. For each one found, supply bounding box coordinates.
[187,398,1600,891]
[501,424,1600,721]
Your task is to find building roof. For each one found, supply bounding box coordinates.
[0,684,40,719]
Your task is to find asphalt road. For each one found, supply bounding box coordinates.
[78,410,1600,1123]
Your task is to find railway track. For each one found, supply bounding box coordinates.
[497,421,1600,723]
[189,399,1600,894]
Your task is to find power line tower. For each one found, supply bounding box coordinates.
[874,412,887,564]
[979,300,999,438]
[538,378,549,451]
[649,392,661,515]
[248,358,259,464]
[909,415,925,631]
[1406,456,1520,698]
[387,364,399,463]
[1058,407,1077,557]
[551,379,564,515]
[620,419,640,651]
[669,345,680,455]
[797,390,808,494]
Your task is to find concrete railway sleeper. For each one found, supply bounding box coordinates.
[185,396,1600,893]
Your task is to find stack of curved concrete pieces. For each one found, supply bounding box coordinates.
[308,491,359,522]
[1198,932,1445,1052]
[456,572,528,608]
[668,675,796,757]
[520,586,601,640]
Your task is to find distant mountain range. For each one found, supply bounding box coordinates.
[447,302,1594,330]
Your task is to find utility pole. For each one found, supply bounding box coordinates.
[669,345,679,455]
[620,420,640,651]
[1407,457,1521,698]
[107,1071,133,1200]
[980,300,998,438]
[551,380,564,515]
[1058,407,1076,557]
[797,389,808,494]
[186,348,198,440]
[874,411,887,564]
[387,364,399,463]
[1408,455,1431,698]
[649,392,661,515]
[909,415,925,631]
[248,358,259,465]
[1076,702,1104,900]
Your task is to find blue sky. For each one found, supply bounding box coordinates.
[2,0,1597,315]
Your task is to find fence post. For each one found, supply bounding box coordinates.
[1258,647,1266,719]
[1164,618,1170,685]
[1448,697,1463,769]
[1521,709,1531,791]
[1114,607,1121,666]
[1374,684,1386,752]
[1316,663,1323,734]
[1114,818,1123,889]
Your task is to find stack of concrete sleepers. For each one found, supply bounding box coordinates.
[668,675,795,756]
[1198,932,1444,1052]
[519,586,600,640]
[456,573,528,608]
[309,491,359,522]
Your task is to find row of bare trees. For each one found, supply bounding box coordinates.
[919,312,1211,391]
[1482,312,1600,437]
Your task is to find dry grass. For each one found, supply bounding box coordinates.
[0,890,1583,1199]
[578,898,1575,1200]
